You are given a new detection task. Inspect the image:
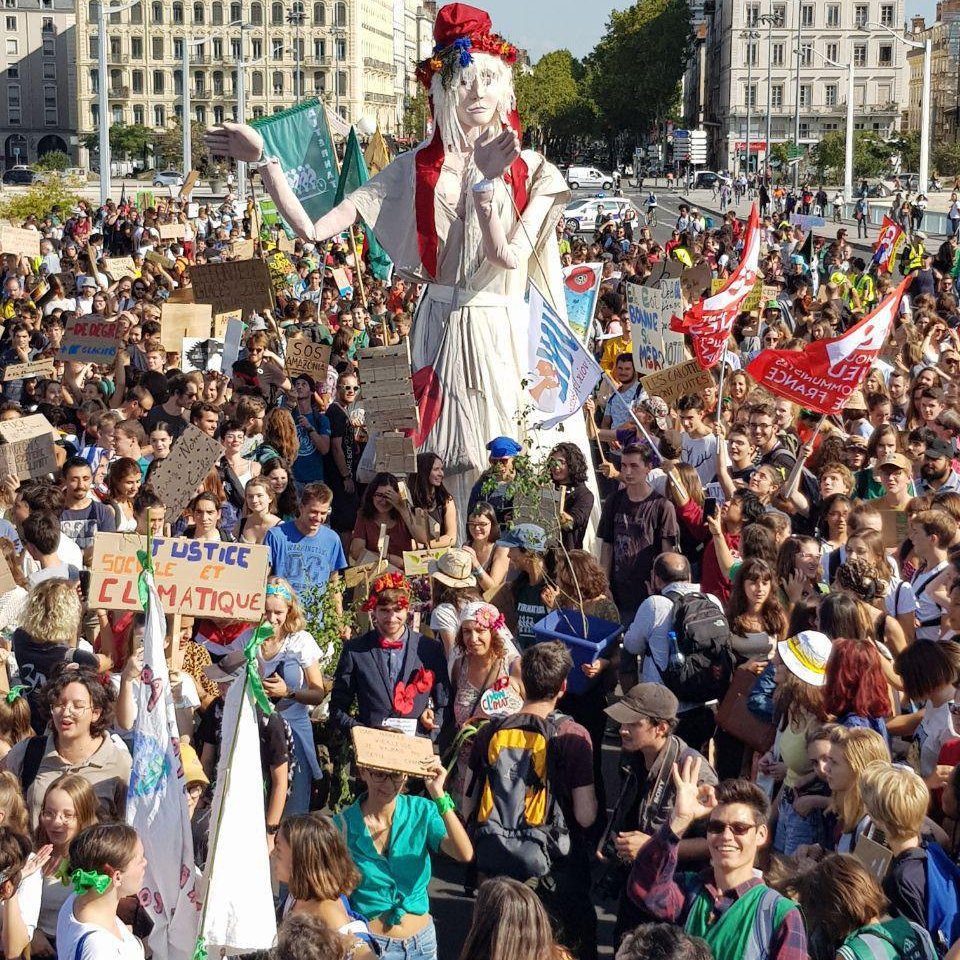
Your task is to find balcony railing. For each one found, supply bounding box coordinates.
[108,85,129,97]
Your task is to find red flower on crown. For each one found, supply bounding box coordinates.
[360,571,413,612]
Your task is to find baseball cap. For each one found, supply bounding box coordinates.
[877,452,913,474]
[925,436,954,459]
[496,523,548,553]
[487,436,522,459]
[641,396,671,431]
[248,315,267,332]
[605,682,679,725]
[203,650,247,684]
[777,631,832,687]
[764,300,781,311]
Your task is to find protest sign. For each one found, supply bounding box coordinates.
[0,413,56,479]
[179,170,199,199]
[357,343,418,431]
[403,547,450,576]
[562,262,602,343]
[213,309,241,340]
[161,302,213,341]
[351,726,436,774]
[103,256,137,280]
[59,316,119,364]
[158,222,186,241]
[640,359,715,407]
[146,250,176,269]
[680,263,713,303]
[0,224,40,258]
[151,424,225,524]
[762,284,780,305]
[229,239,255,260]
[285,337,330,380]
[221,317,245,375]
[790,213,825,230]
[190,260,274,319]
[660,277,687,367]
[2,357,54,382]
[342,559,387,590]
[375,431,417,475]
[136,190,155,210]
[331,267,352,297]
[89,533,269,620]
[627,284,665,372]
[182,338,224,373]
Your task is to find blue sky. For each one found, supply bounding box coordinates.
[438,0,940,63]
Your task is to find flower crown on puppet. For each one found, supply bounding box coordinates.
[415,31,518,90]
[361,572,412,612]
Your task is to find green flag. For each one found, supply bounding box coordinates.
[335,127,393,283]
[250,98,339,225]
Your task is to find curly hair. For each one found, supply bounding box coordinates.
[548,442,588,487]
[835,555,888,602]
[262,408,300,463]
[552,550,611,605]
[22,579,81,646]
[41,667,116,739]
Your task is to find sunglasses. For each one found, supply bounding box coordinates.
[706,820,757,836]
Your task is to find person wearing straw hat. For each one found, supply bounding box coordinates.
[427,549,479,653]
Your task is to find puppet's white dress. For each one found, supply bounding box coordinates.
[350,146,593,515]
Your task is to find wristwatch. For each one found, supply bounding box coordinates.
[266,823,281,835]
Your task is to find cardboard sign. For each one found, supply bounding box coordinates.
[2,357,54,382]
[375,431,417,475]
[659,277,687,367]
[229,239,255,260]
[145,250,175,269]
[161,302,213,341]
[59,316,119,364]
[402,548,450,576]
[640,359,715,407]
[356,342,418,431]
[331,267,352,297]
[179,171,200,199]
[89,532,269,620]
[189,259,274,318]
[342,559,387,590]
[351,726,435,775]
[150,424,225,524]
[213,309,241,340]
[158,222,186,241]
[880,509,909,550]
[104,256,137,280]
[680,262,713,303]
[0,413,57,479]
[285,337,330,380]
[627,284,665,373]
[0,224,40,258]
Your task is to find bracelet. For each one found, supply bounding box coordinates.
[266,823,281,835]
[434,792,456,816]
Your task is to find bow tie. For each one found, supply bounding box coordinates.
[378,637,404,650]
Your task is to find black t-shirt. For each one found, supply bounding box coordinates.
[60,499,117,551]
[512,574,549,650]
[324,403,357,485]
[196,696,289,787]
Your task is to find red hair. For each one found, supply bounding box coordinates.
[823,637,891,721]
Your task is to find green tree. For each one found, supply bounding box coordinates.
[586,0,692,142]
[811,130,893,181]
[934,142,960,176]
[402,89,429,141]
[35,150,71,171]
[0,176,82,222]
[81,123,153,161]
[515,51,581,151]
[155,120,208,170]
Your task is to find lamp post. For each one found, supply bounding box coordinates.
[286,3,305,106]
[741,29,760,178]
[182,33,216,177]
[231,22,264,203]
[760,8,780,183]
[805,46,854,204]
[792,0,802,188]
[863,20,931,193]
[96,0,139,205]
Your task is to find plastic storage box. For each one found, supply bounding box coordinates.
[532,609,624,695]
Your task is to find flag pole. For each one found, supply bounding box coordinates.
[716,345,728,417]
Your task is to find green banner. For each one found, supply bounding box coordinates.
[251,98,339,224]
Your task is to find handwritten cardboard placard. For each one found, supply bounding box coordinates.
[158,222,186,241]
[89,532,269,620]
[2,357,54,382]
[150,424,225,524]
[229,239,255,260]
[161,302,213,341]
[351,726,435,775]
[640,359,715,408]
[189,259,274,319]
[0,224,40,258]
[104,256,137,280]
[627,283,665,373]
[59,316,119,364]
[213,309,241,340]
[145,250,176,269]
[285,337,330,380]
[403,548,450,577]
[0,413,57,479]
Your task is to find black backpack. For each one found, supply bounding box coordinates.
[659,592,734,704]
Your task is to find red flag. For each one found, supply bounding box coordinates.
[670,203,761,369]
[745,278,910,415]
[872,215,906,274]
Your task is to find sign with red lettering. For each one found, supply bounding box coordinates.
[89,533,269,620]
[746,278,908,416]
[59,315,119,364]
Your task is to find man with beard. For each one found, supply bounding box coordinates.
[918,437,960,495]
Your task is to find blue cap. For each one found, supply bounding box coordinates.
[487,436,522,459]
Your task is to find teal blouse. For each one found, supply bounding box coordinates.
[336,794,447,925]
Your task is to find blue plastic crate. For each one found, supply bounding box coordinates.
[532,609,624,695]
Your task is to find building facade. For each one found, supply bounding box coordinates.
[73,0,434,169]
[704,0,905,173]
[905,2,960,145]
[0,0,77,169]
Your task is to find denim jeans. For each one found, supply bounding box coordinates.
[373,919,437,960]
[283,734,314,817]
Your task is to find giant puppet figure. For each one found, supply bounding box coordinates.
[205,3,590,509]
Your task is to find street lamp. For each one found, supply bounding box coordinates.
[805,46,854,204]
[286,2,305,106]
[95,0,140,205]
[740,29,760,178]
[759,8,781,182]
[862,20,932,193]
[792,0,802,188]
[182,33,216,177]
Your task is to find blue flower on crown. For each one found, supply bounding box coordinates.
[454,36,474,67]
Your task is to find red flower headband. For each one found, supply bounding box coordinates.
[361,571,412,612]
[415,31,518,90]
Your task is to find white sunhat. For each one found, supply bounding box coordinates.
[777,630,833,687]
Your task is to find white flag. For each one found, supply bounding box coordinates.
[527,283,602,430]
[126,574,200,960]
[199,662,277,956]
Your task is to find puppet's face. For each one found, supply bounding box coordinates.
[455,53,509,131]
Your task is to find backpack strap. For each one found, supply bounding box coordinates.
[745,888,787,960]
[20,734,46,795]
[73,930,96,960]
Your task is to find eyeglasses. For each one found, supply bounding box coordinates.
[706,820,758,836]
[366,768,405,782]
[41,809,77,823]
[51,701,91,716]
[341,385,359,392]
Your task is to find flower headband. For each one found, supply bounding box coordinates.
[265,583,293,603]
[458,601,505,634]
[361,571,412,613]
[415,32,518,90]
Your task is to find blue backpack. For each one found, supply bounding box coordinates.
[925,841,960,956]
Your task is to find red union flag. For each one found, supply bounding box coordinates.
[872,215,906,274]
[746,278,910,415]
[670,203,761,369]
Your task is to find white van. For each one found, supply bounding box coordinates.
[566,166,613,190]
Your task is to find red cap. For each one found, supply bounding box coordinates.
[433,4,492,47]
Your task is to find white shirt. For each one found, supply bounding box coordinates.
[56,894,144,960]
[681,433,719,487]
[21,534,83,579]
[2,861,41,938]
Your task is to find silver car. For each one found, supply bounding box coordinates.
[152,170,184,187]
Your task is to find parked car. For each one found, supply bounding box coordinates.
[563,196,636,233]
[2,168,36,185]
[566,165,614,190]
[694,171,732,190]
[152,170,184,187]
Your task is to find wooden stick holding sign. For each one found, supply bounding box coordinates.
[586,412,608,465]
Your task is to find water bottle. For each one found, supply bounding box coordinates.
[667,630,684,670]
